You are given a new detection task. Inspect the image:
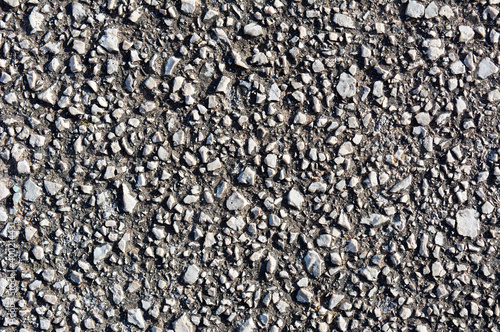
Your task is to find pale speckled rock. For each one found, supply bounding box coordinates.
[226,192,249,211]
[333,14,355,28]
[23,179,42,202]
[456,209,480,238]
[122,182,138,213]
[406,1,425,18]
[173,314,195,332]
[304,250,323,278]
[287,188,304,209]
[99,28,120,52]
[183,264,200,285]
[244,23,264,37]
[127,309,146,329]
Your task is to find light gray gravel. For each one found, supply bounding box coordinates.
[0,1,499,331]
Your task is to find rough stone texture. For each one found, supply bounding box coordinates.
[173,314,195,332]
[456,209,480,238]
[183,264,200,285]
[23,179,42,202]
[0,2,499,331]
[406,1,425,18]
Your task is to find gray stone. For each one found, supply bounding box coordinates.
[122,182,138,213]
[24,179,42,202]
[110,283,124,304]
[372,81,384,97]
[173,314,195,332]
[72,2,87,21]
[226,216,246,231]
[360,266,380,281]
[99,28,120,52]
[329,294,345,309]
[431,261,445,278]
[183,264,200,285]
[361,214,389,227]
[37,84,58,105]
[238,318,255,332]
[181,0,196,14]
[423,39,444,61]
[244,23,264,37]
[93,244,112,265]
[0,182,10,201]
[216,76,231,94]
[0,207,7,222]
[481,201,494,214]
[268,83,281,101]
[338,142,353,156]
[459,25,474,42]
[400,307,412,319]
[456,208,480,238]
[226,192,249,211]
[238,167,256,186]
[44,180,63,196]
[29,10,44,32]
[415,113,431,126]
[336,73,357,98]
[477,57,498,79]
[127,309,145,329]
[165,56,180,76]
[333,14,355,28]
[304,250,323,278]
[425,2,439,19]
[296,288,314,303]
[390,175,412,193]
[68,271,83,284]
[32,245,44,260]
[406,1,425,18]
[287,188,304,209]
[308,181,327,193]
[337,315,348,331]
[312,59,324,73]
[3,0,19,7]
[488,89,500,103]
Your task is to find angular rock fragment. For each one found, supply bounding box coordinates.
[24,179,42,202]
[122,182,138,213]
[336,73,357,98]
[29,10,44,32]
[304,250,323,278]
[296,288,314,303]
[216,76,231,94]
[477,57,498,79]
[93,244,112,265]
[183,264,200,285]
[99,28,120,52]
[360,266,380,281]
[338,142,353,156]
[287,188,304,209]
[406,1,425,18]
[0,182,10,201]
[37,84,58,105]
[456,209,480,238]
[361,214,389,228]
[173,314,195,332]
[333,14,355,28]
[238,167,256,186]
[226,192,249,211]
[44,180,63,196]
[390,175,412,193]
[127,309,146,329]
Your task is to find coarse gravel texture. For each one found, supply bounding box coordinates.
[0,0,500,331]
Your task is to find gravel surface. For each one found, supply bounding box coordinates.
[0,0,500,331]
